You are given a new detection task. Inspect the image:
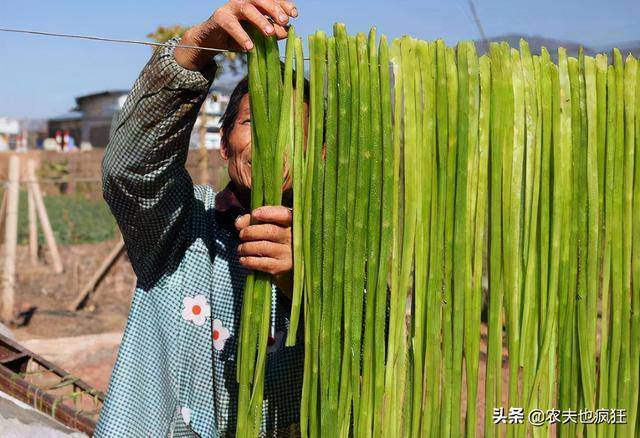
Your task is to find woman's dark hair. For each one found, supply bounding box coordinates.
[219,77,249,142]
[219,65,310,145]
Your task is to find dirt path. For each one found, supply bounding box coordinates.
[3,241,134,391]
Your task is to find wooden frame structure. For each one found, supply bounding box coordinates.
[0,333,104,435]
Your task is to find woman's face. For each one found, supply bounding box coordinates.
[220,94,253,191]
[220,92,306,198]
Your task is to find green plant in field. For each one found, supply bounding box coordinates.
[13,190,117,245]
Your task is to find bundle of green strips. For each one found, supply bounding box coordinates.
[237,24,640,438]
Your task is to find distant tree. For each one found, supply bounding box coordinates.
[148,24,247,75]
[147,24,188,43]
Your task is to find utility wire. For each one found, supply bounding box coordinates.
[467,0,489,46]
[0,27,229,54]
[0,27,315,60]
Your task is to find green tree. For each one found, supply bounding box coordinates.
[148,24,247,75]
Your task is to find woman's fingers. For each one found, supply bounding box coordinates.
[252,206,293,227]
[234,213,251,230]
[272,22,289,39]
[239,255,291,276]
[235,208,293,233]
[277,1,299,18]
[213,8,254,50]
[238,240,288,258]
[239,223,290,243]
[239,2,276,37]
[250,0,290,26]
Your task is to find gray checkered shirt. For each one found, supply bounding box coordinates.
[94,39,304,438]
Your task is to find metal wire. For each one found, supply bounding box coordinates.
[0,27,229,54]
[0,27,320,62]
[0,27,396,66]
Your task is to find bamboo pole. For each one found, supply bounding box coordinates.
[2,156,20,323]
[26,159,63,274]
[0,187,7,241]
[27,185,38,265]
[198,98,209,185]
[68,239,125,311]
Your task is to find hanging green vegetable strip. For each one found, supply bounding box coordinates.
[235,27,295,437]
[421,40,441,438]
[506,49,523,438]
[337,34,360,437]
[520,40,537,275]
[596,54,608,253]
[349,32,372,430]
[569,57,582,435]
[286,35,306,347]
[300,33,317,438]
[319,35,338,434]
[382,37,403,438]
[484,42,506,438]
[620,55,637,433]
[326,23,350,437]
[450,40,468,438]
[471,52,490,438]
[300,34,316,438]
[463,43,482,438]
[527,60,563,421]
[557,50,578,438]
[528,53,543,430]
[608,50,624,418]
[359,27,382,437]
[571,51,590,438]
[236,27,269,438]
[584,55,599,394]
[409,37,427,438]
[598,64,617,438]
[595,53,611,423]
[630,54,640,435]
[579,55,599,420]
[566,54,584,437]
[425,38,448,437]
[391,36,418,437]
[310,31,327,438]
[518,41,541,413]
[440,45,458,438]
[410,39,434,438]
[532,48,553,427]
[254,28,295,435]
[373,34,393,438]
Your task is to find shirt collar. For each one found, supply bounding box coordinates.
[214,182,248,232]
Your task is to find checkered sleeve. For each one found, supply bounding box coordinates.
[102,38,217,287]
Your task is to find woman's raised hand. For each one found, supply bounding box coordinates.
[175,0,298,71]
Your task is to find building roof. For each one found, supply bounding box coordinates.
[48,111,83,123]
[75,90,129,106]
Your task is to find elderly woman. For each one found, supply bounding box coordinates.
[95,1,303,436]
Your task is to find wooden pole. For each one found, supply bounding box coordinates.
[26,159,63,274]
[27,185,38,265]
[198,97,210,185]
[2,156,20,323]
[0,188,7,243]
[68,239,125,311]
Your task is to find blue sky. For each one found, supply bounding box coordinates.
[1,0,638,118]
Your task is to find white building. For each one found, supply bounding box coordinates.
[0,117,21,151]
[48,90,129,149]
[190,91,230,150]
[48,86,230,150]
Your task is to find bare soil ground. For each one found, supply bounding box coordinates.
[8,241,135,392]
